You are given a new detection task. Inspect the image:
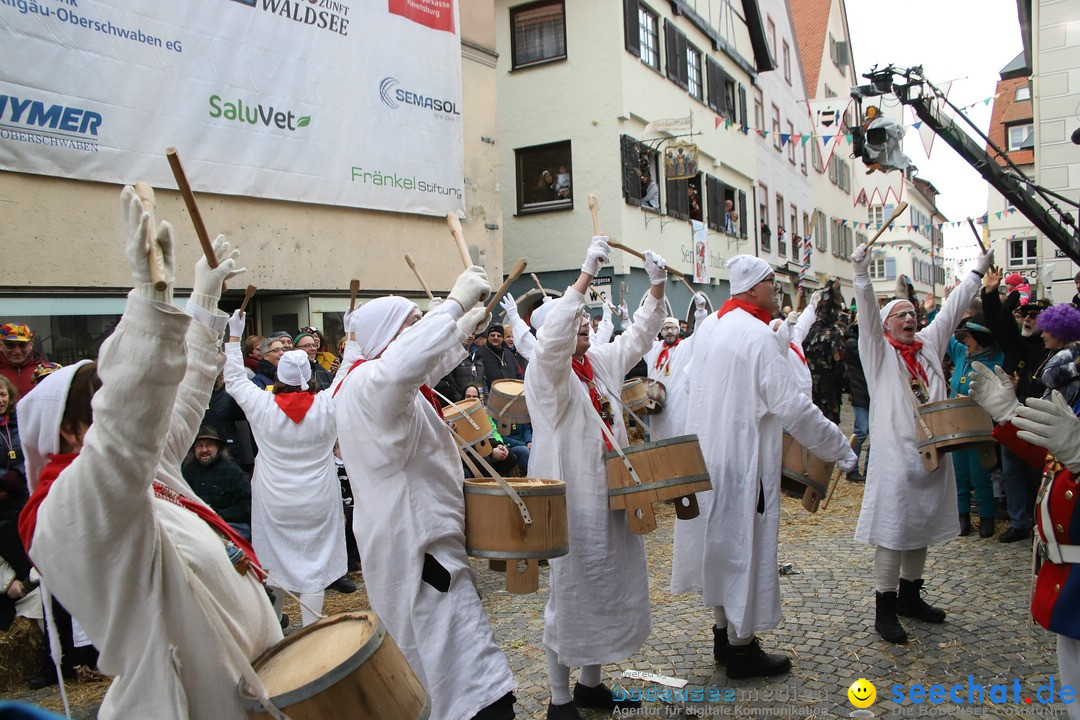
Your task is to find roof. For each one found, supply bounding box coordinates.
[789,0,832,95]
[1000,51,1029,80]
[986,76,1034,167]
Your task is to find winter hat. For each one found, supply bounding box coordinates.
[17,360,92,493]
[350,296,420,360]
[661,317,680,330]
[277,350,312,387]
[879,298,913,325]
[0,322,33,344]
[529,297,558,330]
[726,255,772,295]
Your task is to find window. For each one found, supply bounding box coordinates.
[753,87,764,133]
[869,258,887,280]
[706,175,739,235]
[665,172,698,221]
[815,212,828,251]
[767,17,776,57]
[771,104,781,150]
[801,139,807,175]
[510,1,567,70]
[621,134,659,210]
[868,205,884,226]
[1015,85,1031,102]
[782,41,791,84]
[787,121,796,164]
[776,195,786,257]
[1009,238,1038,268]
[828,156,851,192]
[758,184,770,252]
[706,58,736,121]
[639,4,660,71]
[829,33,848,68]
[515,140,573,213]
[1008,123,1034,151]
[802,211,810,239]
[687,45,703,101]
[811,140,823,173]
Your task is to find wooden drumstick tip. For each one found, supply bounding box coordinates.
[238,284,257,315]
[348,279,360,313]
[587,194,601,236]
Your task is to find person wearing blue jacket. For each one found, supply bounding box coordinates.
[946,317,1003,538]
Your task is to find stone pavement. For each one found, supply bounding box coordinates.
[477,401,1068,720]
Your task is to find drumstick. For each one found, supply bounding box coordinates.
[678,275,696,296]
[133,182,167,292]
[865,201,909,249]
[404,253,434,300]
[821,434,858,511]
[588,194,602,236]
[609,241,688,279]
[238,284,257,315]
[484,259,527,315]
[165,147,217,268]
[348,279,360,314]
[967,218,988,254]
[445,212,472,268]
[530,272,545,295]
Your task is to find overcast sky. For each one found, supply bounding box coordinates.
[844,0,1024,264]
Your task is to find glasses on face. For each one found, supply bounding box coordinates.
[759,277,782,293]
[2,341,28,350]
[888,310,917,321]
[295,342,318,350]
[267,347,285,355]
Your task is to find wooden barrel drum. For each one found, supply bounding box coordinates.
[605,434,712,535]
[464,477,568,594]
[915,397,995,472]
[443,399,493,457]
[620,379,648,413]
[489,379,528,435]
[240,611,429,720]
[780,434,833,513]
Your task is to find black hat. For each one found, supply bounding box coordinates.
[486,324,505,336]
[194,426,224,445]
[1020,298,1051,316]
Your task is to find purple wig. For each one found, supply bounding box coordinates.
[1036,304,1080,344]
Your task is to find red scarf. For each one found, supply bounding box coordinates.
[789,343,806,365]
[717,298,773,325]
[274,392,315,424]
[333,358,444,420]
[885,335,929,385]
[655,337,681,371]
[571,355,613,451]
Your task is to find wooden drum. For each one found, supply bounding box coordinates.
[621,379,648,413]
[606,435,712,535]
[464,478,568,594]
[443,399,493,457]
[915,397,995,472]
[489,379,528,435]
[240,611,429,720]
[781,433,833,514]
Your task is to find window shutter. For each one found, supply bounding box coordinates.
[706,57,721,114]
[738,190,747,238]
[738,84,748,132]
[666,177,689,220]
[665,20,679,85]
[885,257,897,280]
[677,31,688,89]
[706,175,721,231]
[621,135,643,206]
[623,0,640,57]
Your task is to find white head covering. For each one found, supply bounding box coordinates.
[277,350,312,387]
[661,316,680,330]
[17,360,92,493]
[351,295,419,359]
[529,296,557,330]
[879,298,912,325]
[726,255,773,295]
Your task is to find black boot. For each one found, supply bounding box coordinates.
[979,516,996,539]
[572,682,641,710]
[874,591,908,644]
[545,702,582,720]
[713,625,729,665]
[958,513,971,536]
[897,578,946,622]
[725,637,791,679]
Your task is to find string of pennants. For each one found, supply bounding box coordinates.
[815,207,1021,235]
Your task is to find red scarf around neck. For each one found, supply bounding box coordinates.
[886,335,929,385]
[274,392,315,424]
[655,337,681,371]
[334,357,444,420]
[571,355,614,451]
[717,298,773,325]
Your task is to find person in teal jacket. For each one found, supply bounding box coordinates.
[946,317,1004,537]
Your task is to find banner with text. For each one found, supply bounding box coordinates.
[0,0,464,216]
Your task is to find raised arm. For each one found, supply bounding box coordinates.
[594,250,668,376]
[851,244,888,377]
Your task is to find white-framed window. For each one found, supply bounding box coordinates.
[1015,85,1031,102]
[1007,123,1034,151]
[771,104,781,150]
[868,205,884,226]
[869,258,887,280]
[753,87,764,132]
[787,121,796,164]
[687,45,703,101]
[510,0,567,69]
[1008,237,1038,268]
[782,41,791,84]
[767,17,776,57]
[639,5,660,71]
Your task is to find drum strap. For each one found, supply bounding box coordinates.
[448,424,533,526]
[430,388,481,431]
[580,384,645,487]
[896,363,935,441]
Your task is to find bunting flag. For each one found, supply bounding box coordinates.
[914,81,952,158]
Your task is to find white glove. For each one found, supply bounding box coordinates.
[968,361,1021,423]
[228,310,246,339]
[427,297,444,312]
[972,249,995,276]
[1014,390,1080,473]
[644,250,667,286]
[618,302,631,325]
[190,235,245,313]
[850,243,870,274]
[836,448,859,473]
[694,292,708,322]
[448,265,491,312]
[343,306,357,336]
[122,186,175,303]
[602,301,613,321]
[499,293,519,323]
[581,235,611,277]
[785,310,801,328]
[457,307,490,337]
[808,288,824,313]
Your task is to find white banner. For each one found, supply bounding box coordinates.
[0,0,464,216]
[692,220,709,284]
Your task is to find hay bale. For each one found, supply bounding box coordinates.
[0,617,45,692]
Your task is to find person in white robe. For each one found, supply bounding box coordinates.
[849,242,993,644]
[644,295,708,441]
[223,335,346,626]
[18,187,281,719]
[500,293,537,361]
[768,292,820,399]
[589,300,615,345]
[334,267,517,720]
[670,255,856,679]
[526,235,666,720]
